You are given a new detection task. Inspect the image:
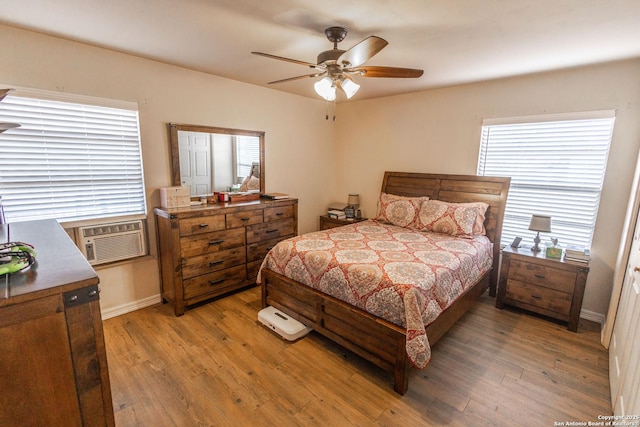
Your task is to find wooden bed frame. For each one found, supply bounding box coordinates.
[261,172,510,394]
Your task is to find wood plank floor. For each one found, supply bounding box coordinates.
[103,286,611,426]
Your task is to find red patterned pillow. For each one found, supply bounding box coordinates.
[375,193,429,228]
[417,200,488,237]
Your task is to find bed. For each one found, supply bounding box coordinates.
[258,172,510,394]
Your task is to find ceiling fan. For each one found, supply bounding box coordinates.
[252,26,423,101]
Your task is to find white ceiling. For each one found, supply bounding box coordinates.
[2,0,640,101]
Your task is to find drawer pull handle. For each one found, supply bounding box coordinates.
[534,274,545,279]
[208,239,224,245]
[209,259,225,266]
[241,217,250,221]
[199,224,209,228]
[266,229,278,233]
[531,295,542,299]
[209,278,226,286]
[276,212,284,216]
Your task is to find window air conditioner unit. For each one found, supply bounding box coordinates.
[78,220,147,265]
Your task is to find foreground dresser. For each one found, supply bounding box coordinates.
[0,219,115,426]
[155,198,298,316]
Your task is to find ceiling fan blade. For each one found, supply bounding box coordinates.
[337,36,388,67]
[252,51,319,69]
[347,66,424,78]
[267,72,325,85]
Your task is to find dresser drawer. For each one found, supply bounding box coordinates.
[226,210,263,228]
[179,215,226,236]
[505,280,572,317]
[182,247,247,279]
[183,265,247,300]
[180,227,245,258]
[247,218,295,244]
[247,235,290,262]
[508,259,577,293]
[264,204,295,222]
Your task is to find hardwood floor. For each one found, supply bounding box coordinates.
[103,286,611,426]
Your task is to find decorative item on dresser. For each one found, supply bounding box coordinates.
[0,219,115,426]
[496,245,590,332]
[155,198,298,316]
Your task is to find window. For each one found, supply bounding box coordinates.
[0,87,146,224]
[235,135,260,182]
[477,111,615,249]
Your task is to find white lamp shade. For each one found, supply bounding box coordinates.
[340,78,360,99]
[528,214,551,232]
[314,77,336,101]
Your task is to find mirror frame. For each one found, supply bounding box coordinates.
[168,123,265,195]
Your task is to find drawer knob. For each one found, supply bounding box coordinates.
[208,239,224,245]
[241,217,250,221]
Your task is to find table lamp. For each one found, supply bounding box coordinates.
[528,214,551,252]
[347,194,360,211]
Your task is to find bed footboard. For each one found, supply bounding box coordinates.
[261,268,410,394]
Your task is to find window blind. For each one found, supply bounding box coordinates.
[0,90,146,223]
[477,112,615,249]
[235,135,260,180]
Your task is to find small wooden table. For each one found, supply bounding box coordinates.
[496,245,589,332]
[319,215,367,230]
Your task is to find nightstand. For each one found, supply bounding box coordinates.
[319,215,367,230]
[496,246,589,332]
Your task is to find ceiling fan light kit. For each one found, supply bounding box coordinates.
[252,26,423,101]
[314,77,336,101]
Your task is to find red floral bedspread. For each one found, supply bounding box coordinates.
[257,219,493,369]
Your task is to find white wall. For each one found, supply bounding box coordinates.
[0,24,337,314]
[4,23,639,321]
[334,59,640,319]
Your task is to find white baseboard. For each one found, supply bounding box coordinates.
[581,308,605,327]
[101,294,161,320]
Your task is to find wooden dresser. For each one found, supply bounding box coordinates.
[496,246,589,332]
[155,198,298,316]
[0,219,115,426]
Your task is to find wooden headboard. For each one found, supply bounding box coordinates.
[381,171,511,294]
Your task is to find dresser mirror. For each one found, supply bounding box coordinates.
[169,123,265,196]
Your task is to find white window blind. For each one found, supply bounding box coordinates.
[0,89,146,223]
[235,135,260,181]
[477,111,615,249]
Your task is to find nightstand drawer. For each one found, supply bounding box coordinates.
[505,280,572,317]
[508,259,577,293]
